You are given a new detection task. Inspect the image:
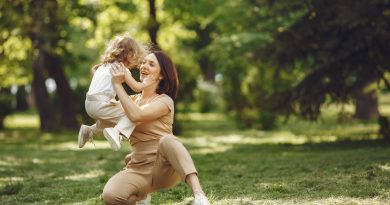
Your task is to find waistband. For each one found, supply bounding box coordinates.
[86,92,115,101]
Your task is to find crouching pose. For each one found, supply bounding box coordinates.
[101,51,210,205]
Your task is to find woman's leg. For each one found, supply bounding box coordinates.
[153,135,207,197]
[185,173,205,195]
[102,170,150,205]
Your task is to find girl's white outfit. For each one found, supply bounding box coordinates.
[85,64,134,138]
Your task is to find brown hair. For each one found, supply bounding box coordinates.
[92,35,146,71]
[153,51,179,100]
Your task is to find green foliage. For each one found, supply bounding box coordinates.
[263,0,390,120]
[166,0,307,128]
[164,0,389,130]
[1,0,388,130]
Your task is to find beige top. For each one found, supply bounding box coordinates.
[130,94,174,145]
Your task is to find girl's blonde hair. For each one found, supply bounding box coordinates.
[92,35,147,71]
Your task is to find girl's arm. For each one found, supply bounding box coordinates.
[111,66,169,122]
[124,71,156,92]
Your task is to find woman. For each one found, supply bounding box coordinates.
[101,51,210,205]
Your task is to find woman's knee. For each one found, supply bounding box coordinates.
[102,188,138,205]
[102,181,137,205]
[101,188,119,205]
[159,135,177,148]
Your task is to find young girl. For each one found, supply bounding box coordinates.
[78,35,158,151]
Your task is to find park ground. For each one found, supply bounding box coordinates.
[1,94,390,205]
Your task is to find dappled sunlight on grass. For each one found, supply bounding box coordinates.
[181,128,380,155]
[0,177,24,184]
[0,158,21,167]
[64,169,104,181]
[181,136,234,154]
[379,91,390,116]
[277,120,380,140]
[0,171,62,184]
[165,194,390,205]
[4,112,39,129]
[377,164,390,172]
[44,140,112,151]
[177,112,226,121]
[1,94,390,204]
[380,105,390,116]
[65,197,102,205]
[208,196,389,205]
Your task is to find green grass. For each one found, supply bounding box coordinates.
[1,98,390,204]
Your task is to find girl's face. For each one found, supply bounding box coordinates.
[139,53,161,82]
[122,57,135,69]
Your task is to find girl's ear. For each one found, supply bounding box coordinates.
[159,75,163,80]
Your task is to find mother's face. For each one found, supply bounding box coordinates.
[139,53,161,82]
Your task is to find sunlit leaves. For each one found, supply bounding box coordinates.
[1,36,30,61]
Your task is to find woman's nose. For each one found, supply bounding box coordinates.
[140,65,149,71]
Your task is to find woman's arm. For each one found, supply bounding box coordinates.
[111,66,169,122]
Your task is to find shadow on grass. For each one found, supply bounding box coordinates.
[1,129,390,204]
[150,139,390,204]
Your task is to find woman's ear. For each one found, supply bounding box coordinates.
[159,75,163,80]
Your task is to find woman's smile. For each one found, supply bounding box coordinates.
[139,53,160,81]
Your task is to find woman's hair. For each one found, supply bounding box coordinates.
[153,51,179,100]
[92,35,147,71]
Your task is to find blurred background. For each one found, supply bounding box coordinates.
[0,0,389,134]
[1,1,390,204]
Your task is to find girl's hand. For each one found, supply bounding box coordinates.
[145,72,161,83]
[110,63,126,84]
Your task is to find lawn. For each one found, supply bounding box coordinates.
[1,96,390,204]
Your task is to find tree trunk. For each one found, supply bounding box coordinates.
[147,0,160,50]
[199,55,216,82]
[29,0,57,131]
[45,52,78,129]
[378,116,390,141]
[32,51,57,130]
[0,88,13,129]
[16,85,29,111]
[28,0,78,130]
[354,88,379,120]
[194,23,215,83]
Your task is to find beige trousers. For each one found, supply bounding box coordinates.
[101,135,198,205]
[85,94,135,138]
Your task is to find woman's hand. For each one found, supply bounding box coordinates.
[110,63,126,84]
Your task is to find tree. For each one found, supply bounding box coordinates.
[263,0,389,118]
[30,0,80,129]
[147,0,160,50]
[164,0,219,82]
[1,0,103,130]
[262,0,390,136]
[191,0,303,128]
